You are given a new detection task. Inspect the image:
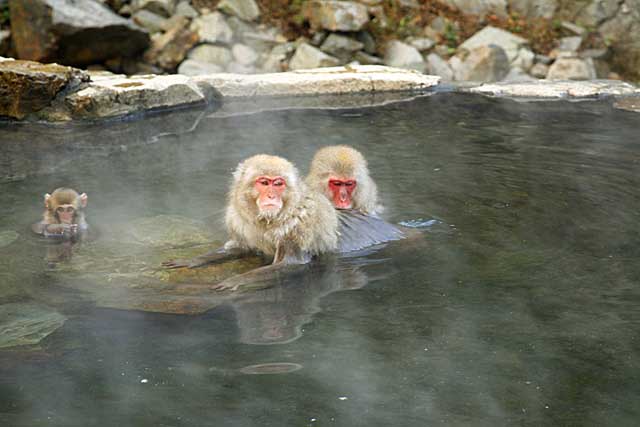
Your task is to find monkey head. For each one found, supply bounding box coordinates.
[231,155,302,222]
[307,145,379,214]
[44,188,88,225]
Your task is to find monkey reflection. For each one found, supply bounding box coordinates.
[228,257,386,345]
[31,188,89,266]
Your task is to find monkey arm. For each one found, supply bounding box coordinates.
[336,209,405,253]
[162,245,247,269]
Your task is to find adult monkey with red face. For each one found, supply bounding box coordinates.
[163,154,339,290]
[32,187,89,240]
[306,145,382,215]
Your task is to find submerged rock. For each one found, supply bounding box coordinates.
[0,230,19,248]
[9,0,150,66]
[614,96,640,113]
[0,303,66,349]
[0,60,89,119]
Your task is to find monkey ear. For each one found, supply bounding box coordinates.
[79,193,88,208]
[44,193,51,209]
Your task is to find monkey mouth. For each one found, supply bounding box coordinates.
[334,200,352,209]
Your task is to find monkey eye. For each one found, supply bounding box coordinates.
[256,178,270,186]
[272,178,285,187]
[330,180,343,187]
[344,180,356,187]
[56,206,75,213]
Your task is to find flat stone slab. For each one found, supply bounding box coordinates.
[0,303,66,349]
[467,79,638,98]
[193,65,441,98]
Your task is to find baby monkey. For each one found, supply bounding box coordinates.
[32,187,89,240]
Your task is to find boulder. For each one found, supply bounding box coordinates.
[132,0,176,17]
[9,0,150,66]
[232,43,259,66]
[0,59,89,119]
[218,0,260,22]
[0,30,9,57]
[289,43,340,70]
[459,26,528,63]
[384,40,425,72]
[426,53,454,81]
[529,62,549,78]
[64,74,209,119]
[511,47,535,71]
[188,44,233,68]
[132,9,168,33]
[303,0,369,32]
[143,16,198,70]
[508,0,556,19]
[557,36,582,52]
[320,34,364,62]
[177,59,224,76]
[439,0,507,18]
[546,57,596,80]
[406,37,436,52]
[598,0,640,82]
[451,45,510,82]
[573,0,619,27]
[191,12,233,45]
[175,1,198,18]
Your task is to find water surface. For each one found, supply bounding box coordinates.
[1,93,639,426]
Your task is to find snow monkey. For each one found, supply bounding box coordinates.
[31,187,88,240]
[306,145,382,215]
[164,154,340,290]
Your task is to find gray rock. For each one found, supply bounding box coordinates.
[175,1,199,18]
[0,60,89,119]
[439,0,507,18]
[459,25,528,63]
[354,51,384,65]
[289,43,340,70]
[311,31,328,46]
[557,36,582,52]
[232,43,259,66]
[178,59,224,76]
[143,16,198,70]
[575,0,620,27]
[9,0,150,66]
[303,0,369,32]
[535,54,553,65]
[561,21,586,36]
[426,53,454,81]
[356,31,377,54]
[0,303,66,349]
[188,44,233,67]
[511,47,535,71]
[529,62,549,78]
[502,66,537,82]
[191,12,233,45]
[218,0,260,21]
[132,9,167,33]
[507,0,556,19]
[580,48,608,59]
[598,0,640,82]
[320,34,364,62]
[225,14,255,37]
[406,37,436,52]
[613,96,640,113]
[242,27,288,53]
[132,0,177,17]
[470,79,637,98]
[451,45,510,82]
[0,30,9,57]
[260,43,296,73]
[546,57,597,80]
[227,61,255,74]
[384,40,425,72]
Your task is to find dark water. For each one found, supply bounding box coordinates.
[1,93,639,426]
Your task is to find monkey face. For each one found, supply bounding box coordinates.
[55,204,76,224]
[328,177,357,209]
[255,176,286,218]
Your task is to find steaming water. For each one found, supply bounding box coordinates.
[1,93,639,426]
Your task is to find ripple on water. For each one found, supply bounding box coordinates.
[239,362,303,375]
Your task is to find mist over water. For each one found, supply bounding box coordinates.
[1,93,639,426]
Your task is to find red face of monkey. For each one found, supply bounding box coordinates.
[255,176,286,214]
[328,177,356,209]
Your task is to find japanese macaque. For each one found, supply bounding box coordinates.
[306,145,381,215]
[31,188,88,240]
[163,154,339,290]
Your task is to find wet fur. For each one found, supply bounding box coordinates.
[306,145,381,215]
[225,155,338,263]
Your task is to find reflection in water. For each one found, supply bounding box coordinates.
[0,93,639,426]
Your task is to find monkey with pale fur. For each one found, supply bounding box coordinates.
[32,188,88,239]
